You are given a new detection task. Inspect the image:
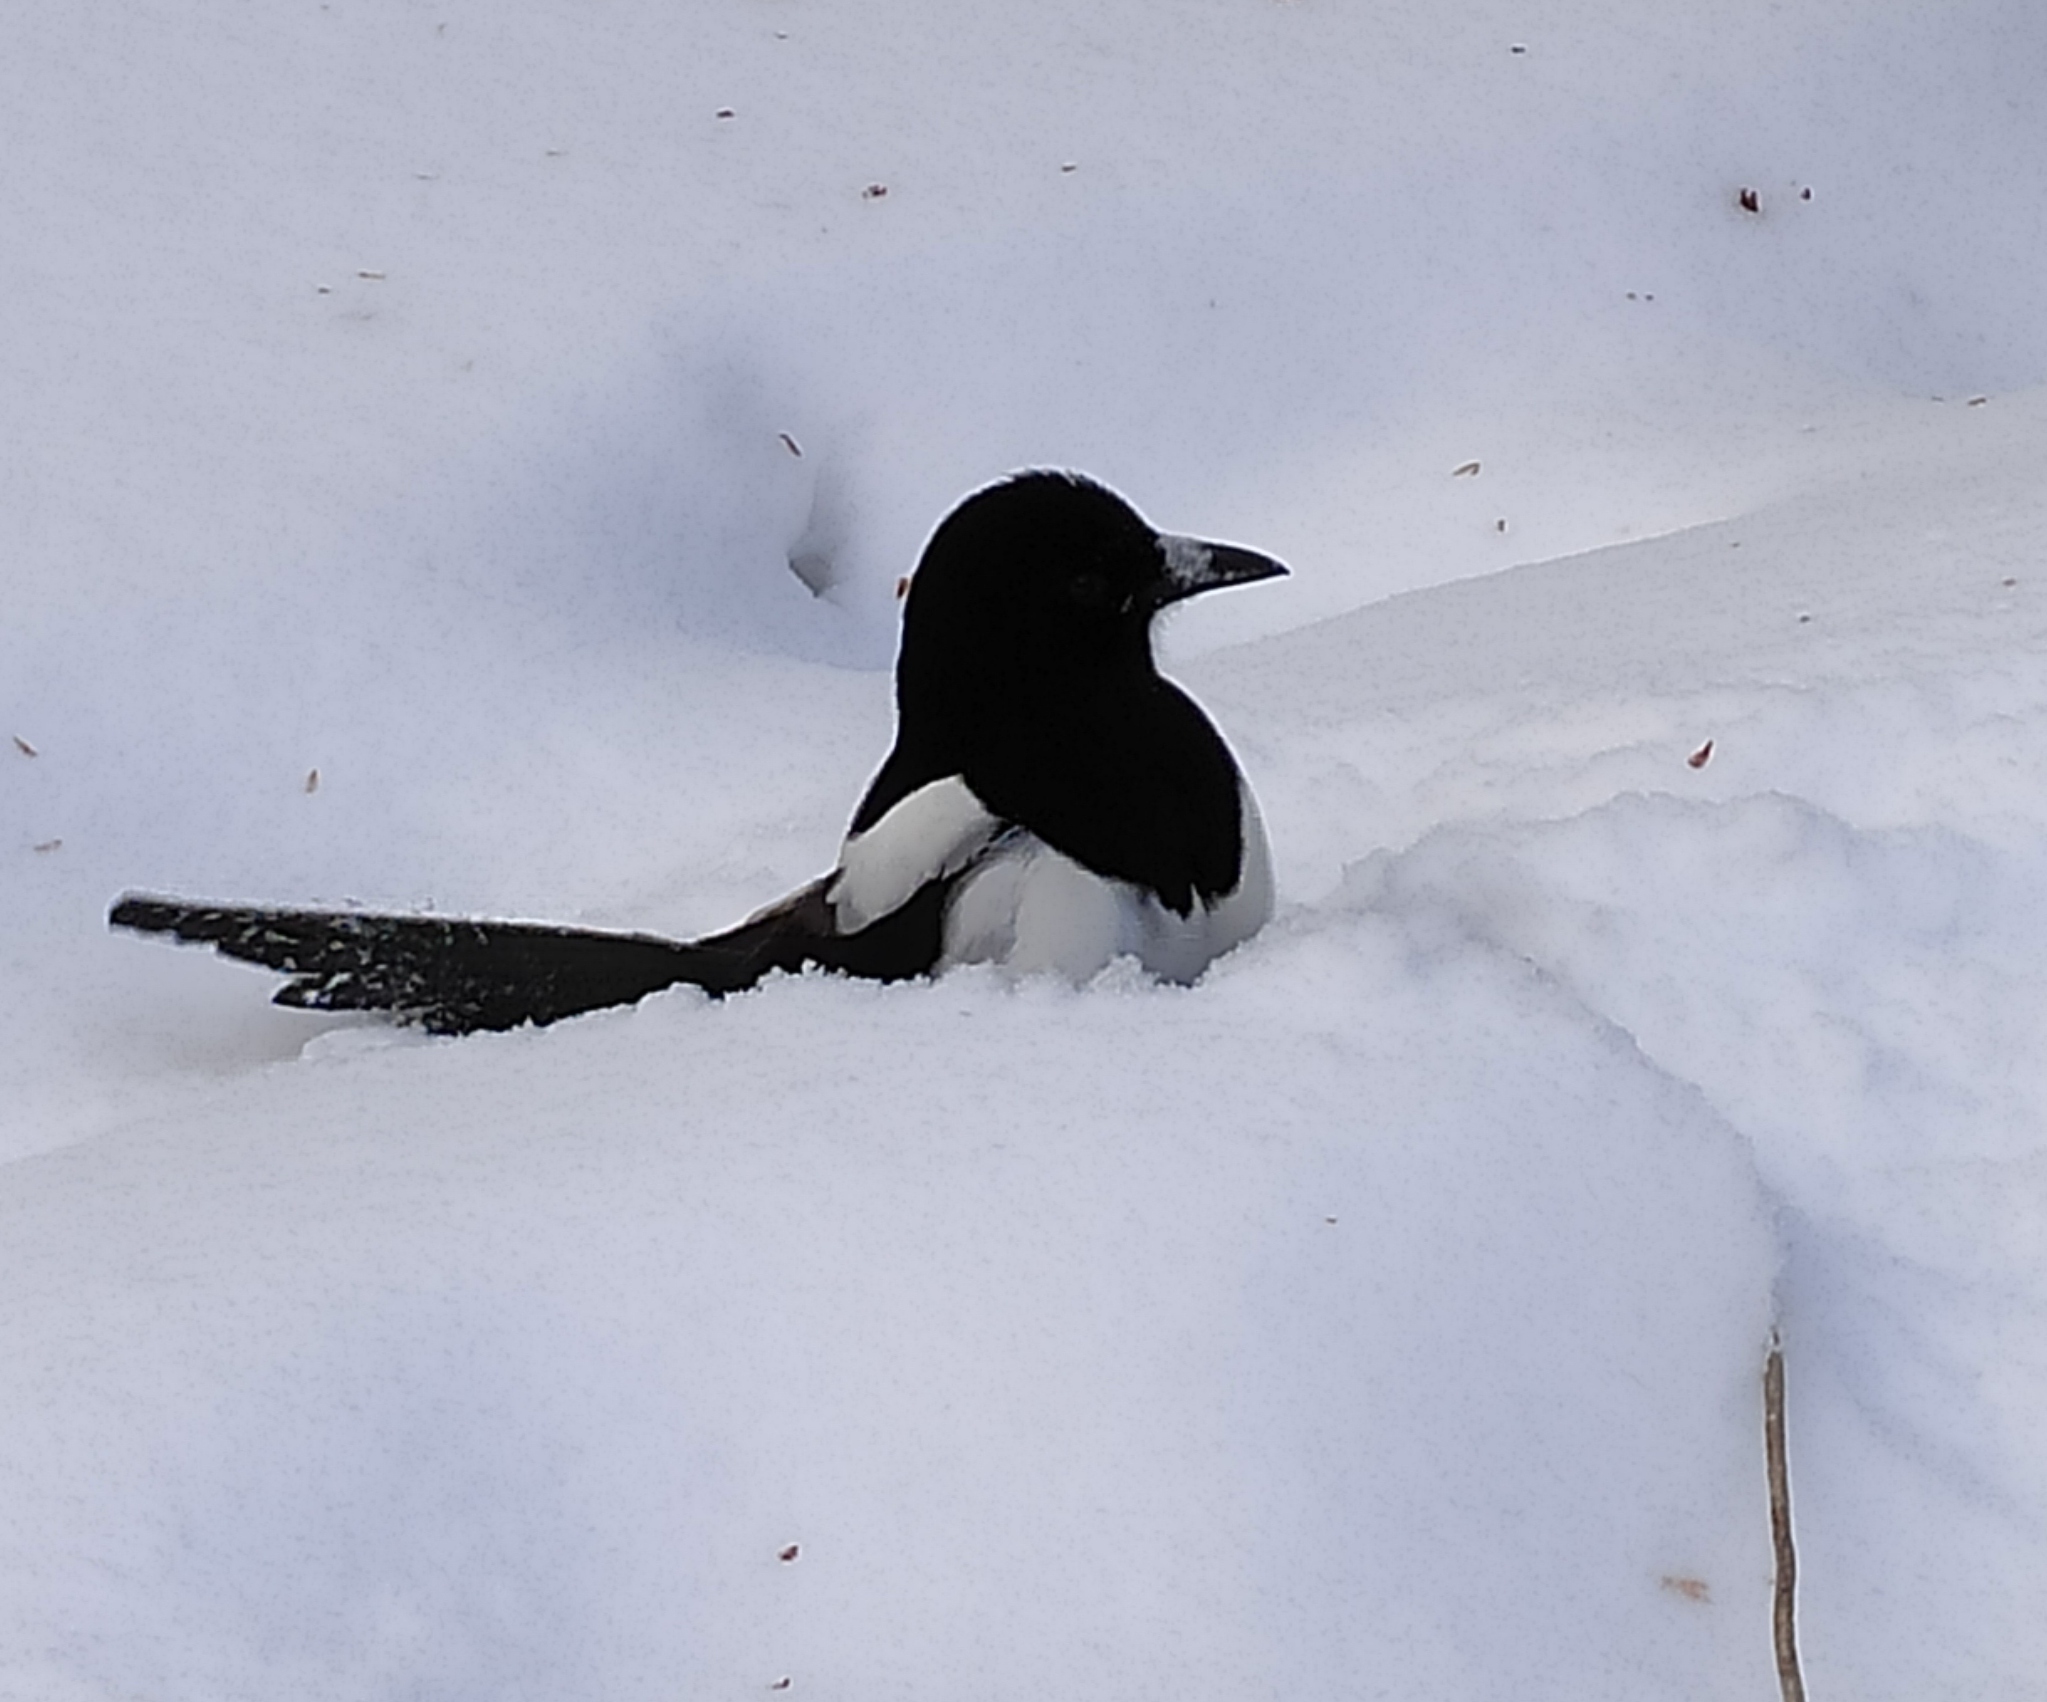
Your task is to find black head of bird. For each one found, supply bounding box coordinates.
[893,470,1287,714]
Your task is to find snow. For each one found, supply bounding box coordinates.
[4,1,2045,1697]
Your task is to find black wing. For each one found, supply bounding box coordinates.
[111,878,950,1035]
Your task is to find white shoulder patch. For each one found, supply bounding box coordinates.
[828,776,1004,934]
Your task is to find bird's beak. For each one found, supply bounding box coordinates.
[1154,534,1289,606]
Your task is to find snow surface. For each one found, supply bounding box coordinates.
[5,2,2047,1697]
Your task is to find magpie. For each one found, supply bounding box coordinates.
[111,471,1287,1034]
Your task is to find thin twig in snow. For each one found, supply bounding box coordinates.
[1766,1331,1807,1702]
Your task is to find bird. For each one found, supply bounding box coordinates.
[111,471,1287,1034]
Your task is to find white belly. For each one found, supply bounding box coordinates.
[940,782,1275,983]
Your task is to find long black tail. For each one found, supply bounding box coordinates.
[110,878,948,1035]
[109,893,789,1033]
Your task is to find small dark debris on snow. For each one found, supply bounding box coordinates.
[305,768,321,794]
[33,838,62,853]
[770,1680,792,1692]
[778,432,804,457]
[357,269,386,280]
[1324,1215,1338,1225]
[1968,396,1989,407]
[2002,577,2019,588]
[1510,43,1527,54]
[895,576,912,600]
[1060,161,1077,173]
[1452,460,1481,477]
[1495,518,1508,533]
[12,735,36,758]
[1797,613,1812,624]
[1800,186,1813,201]
[862,182,888,199]
[1687,739,1714,770]
[1737,187,1761,214]
[716,108,736,119]
[778,1544,801,1563]
[1661,1575,1712,1603]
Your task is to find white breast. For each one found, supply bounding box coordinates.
[938,780,1275,983]
[828,773,1274,984]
